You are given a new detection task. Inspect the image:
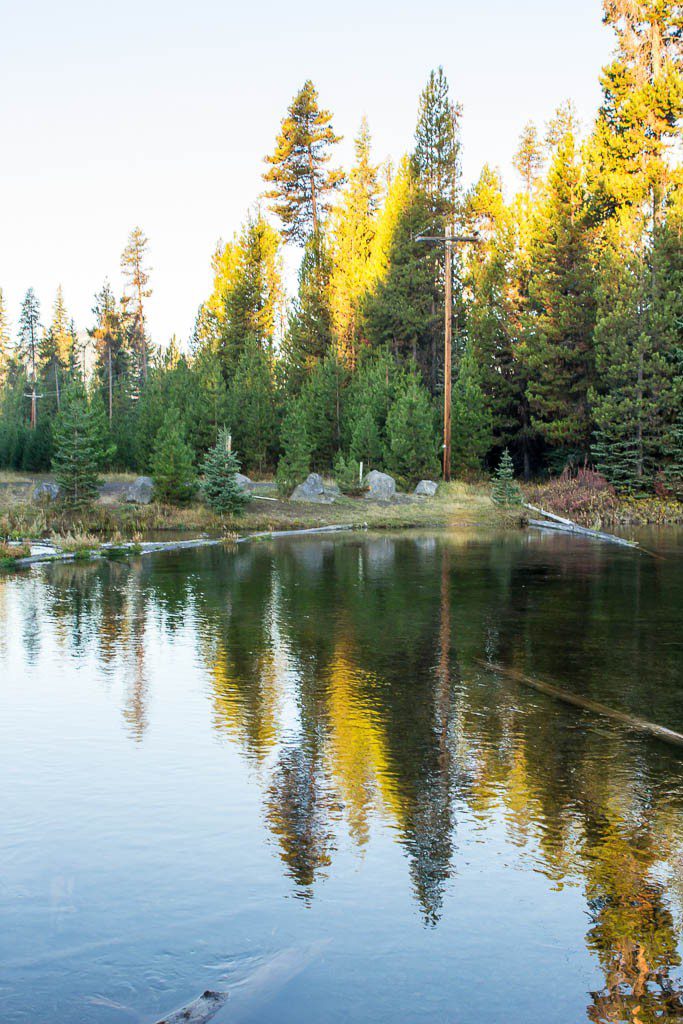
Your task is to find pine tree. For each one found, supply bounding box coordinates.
[121,226,152,381]
[491,448,523,507]
[545,100,581,151]
[451,343,493,476]
[17,288,41,429]
[522,132,596,458]
[264,80,344,244]
[513,122,544,195]
[587,0,683,226]
[463,170,532,471]
[333,451,363,494]
[150,413,197,504]
[346,347,405,466]
[200,427,249,514]
[297,351,348,469]
[285,234,335,384]
[412,66,462,219]
[208,211,285,376]
[361,159,442,388]
[329,119,381,366]
[385,375,439,483]
[52,384,114,506]
[590,228,680,491]
[39,286,72,412]
[0,288,10,385]
[350,405,384,468]
[276,401,312,497]
[90,281,127,423]
[227,338,277,473]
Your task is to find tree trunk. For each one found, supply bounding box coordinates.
[108,344,113,422]
[308,146,318,236]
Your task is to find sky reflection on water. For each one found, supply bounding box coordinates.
[1,529,683,1023]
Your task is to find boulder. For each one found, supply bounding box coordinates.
[235,473,253,492]
[125,476,154,505]
[363,470,396,500]
[290,473,338,504]
[32,481,61,503]
[414,480,439,497]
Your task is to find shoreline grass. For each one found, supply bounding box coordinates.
[0,474,515,550]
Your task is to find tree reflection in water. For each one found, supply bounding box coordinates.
[6,530,683,1020]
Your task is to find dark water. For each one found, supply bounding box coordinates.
[1,528,683,1024]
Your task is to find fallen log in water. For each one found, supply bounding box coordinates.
[525,503,638,548]
[476,659,683,748]
[9,525,363,567]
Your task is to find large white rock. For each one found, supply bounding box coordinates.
[125,476,154,504]
[363,470,396,500]
[290,473,338,504]
[235,473,253,492]
[32,481,61,503]
[414,479,439,497]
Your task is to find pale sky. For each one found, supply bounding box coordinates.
[1,0,612,347]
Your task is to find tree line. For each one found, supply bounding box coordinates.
[0,0,681,498]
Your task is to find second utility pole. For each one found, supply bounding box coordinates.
[415,225,480,482]
[443,223,453,481]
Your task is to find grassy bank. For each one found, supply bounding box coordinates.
[0,473,514,564]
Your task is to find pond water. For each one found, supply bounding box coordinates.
[1,528,683,1024]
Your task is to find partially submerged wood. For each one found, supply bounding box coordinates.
[476,659,683,748]
[9,525,361,567]
[525,503,638,548]
[155,989,228,1024]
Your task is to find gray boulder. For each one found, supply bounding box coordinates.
[235,473,253,492]
[32,481,61,503]
[415,480,439,497]
[290,473,338,504]
[363,470,396,500]
[125,476,154,504]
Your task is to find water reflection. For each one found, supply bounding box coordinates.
[1,530,683,1021]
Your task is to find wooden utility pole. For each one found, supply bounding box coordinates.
[415,226,480,483]
[443,223,453,480]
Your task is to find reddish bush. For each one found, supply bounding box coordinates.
[525,466,619,526]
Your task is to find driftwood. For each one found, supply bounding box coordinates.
[525,503,638,548]
[476,659,683,749]
[155,989,228,1024]
[9,525,361,568]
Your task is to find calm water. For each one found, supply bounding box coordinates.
[1,528,683,1024]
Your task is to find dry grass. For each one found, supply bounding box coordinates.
[0,540,31,563]
[48,530,101,553]
[0,470,513,543]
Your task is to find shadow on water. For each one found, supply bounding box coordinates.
[1,528,683,1022]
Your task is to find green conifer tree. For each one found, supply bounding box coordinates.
[227,338,277,473]
[412,66,462,219]
[150,414,196,504]
[0,288,10,385]
[200,427,249,514]
[523,132,596,458]
[264,80,344,243]
[276,401,312,497]
[451,344,493,475]
[52,384,115,505]
[297,350,348,469]
[491,448,523,507]
[385,375,439,483]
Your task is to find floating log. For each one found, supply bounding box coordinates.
[525,503,638,548]
[476,659,683,748]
